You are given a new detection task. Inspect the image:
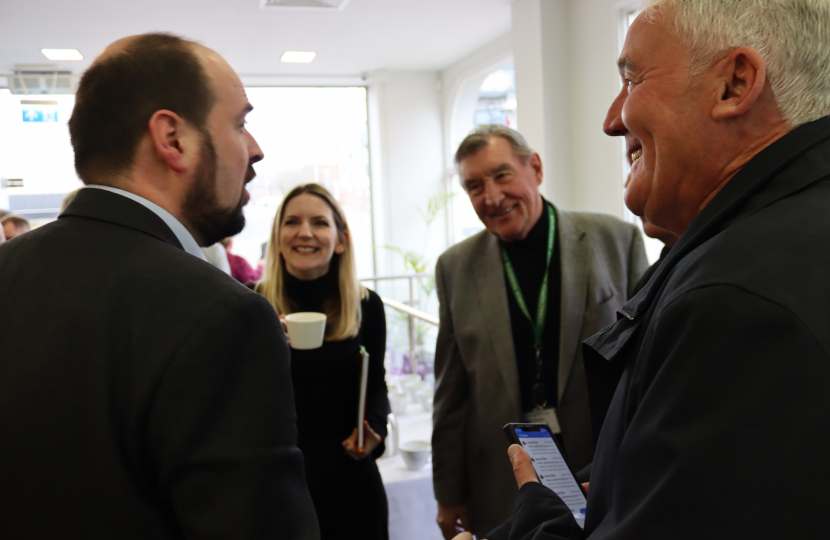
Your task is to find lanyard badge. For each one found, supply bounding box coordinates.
[501,204,556,411]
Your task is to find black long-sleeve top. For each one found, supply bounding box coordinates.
[284,271,390,461]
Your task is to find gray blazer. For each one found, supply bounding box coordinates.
[431,208,648,535]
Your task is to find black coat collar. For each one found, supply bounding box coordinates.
[585,115,830,361]
[60,187,184,251]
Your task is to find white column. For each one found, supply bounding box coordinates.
[367,70,447,277]
[511,0,574,209]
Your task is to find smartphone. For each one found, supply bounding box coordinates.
[503,423,587,528]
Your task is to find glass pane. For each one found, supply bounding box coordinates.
[0,92,80,226]
[449,66,519,246]
[240,87,374,277]
[474,66,517,129]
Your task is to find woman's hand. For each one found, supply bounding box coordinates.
[342,420,382,460]
[278,314,289,344]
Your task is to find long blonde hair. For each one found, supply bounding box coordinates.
[255,183,366,340]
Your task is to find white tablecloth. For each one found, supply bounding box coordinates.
[379,404,443,540]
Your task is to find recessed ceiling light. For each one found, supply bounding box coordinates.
[41,49,83,61]
[281,51,316,63]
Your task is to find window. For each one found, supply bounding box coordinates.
[0,92,79,225]
[238,87,373,275]
[449,65,518,243]
[0,87,375,274]
[474,67,517,129]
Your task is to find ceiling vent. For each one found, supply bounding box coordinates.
[260,0,350,10]
[10,65,77,95]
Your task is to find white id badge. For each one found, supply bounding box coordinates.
[523,408,561,433]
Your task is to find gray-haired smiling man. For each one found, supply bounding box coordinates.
[479,1,830,539]
[431,124,648,539]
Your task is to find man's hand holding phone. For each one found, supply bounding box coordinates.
[508,444,590,493]
[508,444,540,489]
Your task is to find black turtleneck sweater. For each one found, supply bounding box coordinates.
[282,269,390,540]
[500,201,562,413]
[283,270,389,458]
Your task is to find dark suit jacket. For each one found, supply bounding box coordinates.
[0,188,319,539]
[491,117,830,539]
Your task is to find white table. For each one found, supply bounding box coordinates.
[379,404,443,540]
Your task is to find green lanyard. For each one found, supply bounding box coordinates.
[500,204,556,349]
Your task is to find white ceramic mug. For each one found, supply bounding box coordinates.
[399,440,431,471]
[283,312,327,349]
[388,390,409,417]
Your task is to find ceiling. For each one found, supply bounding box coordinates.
[0,0,512,81]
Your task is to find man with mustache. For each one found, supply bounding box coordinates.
[0,33,318,539]
[432,125,648,538]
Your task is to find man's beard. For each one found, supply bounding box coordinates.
[182,132,255,247]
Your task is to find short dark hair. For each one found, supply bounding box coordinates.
[69,33,216,184]
[454,124,535,169]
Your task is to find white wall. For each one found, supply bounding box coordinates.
[367,70,447,277]
[512,0,575,209]
[569,0,636,217]
[508,0,633,218]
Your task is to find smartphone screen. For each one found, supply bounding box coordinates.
[513,425,587,528]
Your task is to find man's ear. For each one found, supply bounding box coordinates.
[147,110,196,173]
[529,152,543,185]
[712,46,767,120]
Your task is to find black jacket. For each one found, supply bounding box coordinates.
[0,188,319,539]
[494,117,830,539]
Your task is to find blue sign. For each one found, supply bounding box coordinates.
[22,109,58,123]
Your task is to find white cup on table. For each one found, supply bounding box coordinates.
[399,440,431,471]
[388,390,409,417]
[283,312,327,349]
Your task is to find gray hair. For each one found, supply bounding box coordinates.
[644,0,830,128]
[454,125,535,169]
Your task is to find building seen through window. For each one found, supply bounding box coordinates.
[236,87,373,277]
[449,65,519,244]
[0,86,375,277]
[474,66,517,129]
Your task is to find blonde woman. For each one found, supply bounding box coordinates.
[255,183,389,539]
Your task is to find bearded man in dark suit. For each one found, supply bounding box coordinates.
[0,33,319,539]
